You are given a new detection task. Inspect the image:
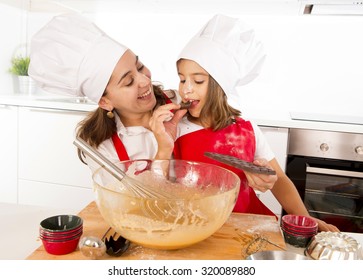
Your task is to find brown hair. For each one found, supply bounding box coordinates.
[187,75,241,131]
[76,84,173,161]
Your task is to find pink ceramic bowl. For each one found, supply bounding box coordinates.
[282,215,318,232]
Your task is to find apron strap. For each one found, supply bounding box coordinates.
[111,133,130,161]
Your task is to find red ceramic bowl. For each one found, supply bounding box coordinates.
[41,235,81,255]
[282,220,317,233]
[40,230,83,241]
[39,226,83,238]
[281,223,317,235]
[40,215,83,233]
[40,232,82,242]
[281,225,317,237]
[282,215,318,231]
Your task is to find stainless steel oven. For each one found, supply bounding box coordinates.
[285,128,363,233]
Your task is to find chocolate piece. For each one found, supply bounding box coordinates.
[179,101,192,109]
[204,152,276,175]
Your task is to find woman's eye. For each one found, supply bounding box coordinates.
[179,80,186,84]
[195,80,204,84]
[125,78,134,87]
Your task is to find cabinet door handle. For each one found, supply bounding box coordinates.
[306,165,363,179]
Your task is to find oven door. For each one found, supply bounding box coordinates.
[286,156,363,233]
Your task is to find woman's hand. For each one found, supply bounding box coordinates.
[149,103,187,159]
[244,158,277,192]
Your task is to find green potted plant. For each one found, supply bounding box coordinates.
[8,55,37,95]
[9,55,30,76]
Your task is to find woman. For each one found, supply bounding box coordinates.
[151,14,339,232]
[29,13,185,173]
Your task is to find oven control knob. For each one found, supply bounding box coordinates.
[355,146,363,155]
[320,143,329,152]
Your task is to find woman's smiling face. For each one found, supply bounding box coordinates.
[103,50,156,119]
[177,59,210,120]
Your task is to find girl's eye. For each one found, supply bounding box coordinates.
[137,64,144,72]
[179,80,186,84]
[195,80,204,84]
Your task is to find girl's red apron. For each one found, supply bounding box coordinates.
[174,118,275,217]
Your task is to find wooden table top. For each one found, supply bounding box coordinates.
[27,201,285,260]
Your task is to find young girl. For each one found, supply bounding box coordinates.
[152,14,339,232]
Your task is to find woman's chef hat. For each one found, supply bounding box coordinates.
[177,14,265,101]
[29,13,128,103]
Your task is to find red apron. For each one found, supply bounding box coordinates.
[174,118,275,217]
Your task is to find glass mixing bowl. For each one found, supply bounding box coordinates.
[92,159,240,250]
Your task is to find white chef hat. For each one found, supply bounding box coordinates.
[177,14,265,101]
[29,13,128,103]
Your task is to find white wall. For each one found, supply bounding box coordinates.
[10,5,363,118]
[238,15,363,118]
[0,3,25,94]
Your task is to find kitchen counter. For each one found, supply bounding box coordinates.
[1,94,362,133]
[243,110,363,134]
[0,202,81,260]
[2,201,362,260]
[0,94,98,112]
[26,201,286,260]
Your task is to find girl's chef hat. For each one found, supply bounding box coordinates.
[29,13,128,103]
[177,14,265,101]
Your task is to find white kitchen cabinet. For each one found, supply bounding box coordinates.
[18,179,93,211]
[0,105,18,203]
[259,126,289,170]
[1,0,302,15]
[258,126,289,217]
[18,106,94,208]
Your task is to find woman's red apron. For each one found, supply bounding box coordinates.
[112,133,130,161]
[174,118,275,217]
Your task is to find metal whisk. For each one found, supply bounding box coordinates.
[73,136,172,199]
[233,230,286,259]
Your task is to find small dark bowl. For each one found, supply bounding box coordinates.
[40,215,83,233]
[282,229,315,248]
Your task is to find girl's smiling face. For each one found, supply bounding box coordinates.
[177,59,210,121]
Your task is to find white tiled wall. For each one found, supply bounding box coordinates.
[2,3,363,118]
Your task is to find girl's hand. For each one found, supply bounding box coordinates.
[311,217,340,232]
[244,158,277,192]
[149,103,187,159]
